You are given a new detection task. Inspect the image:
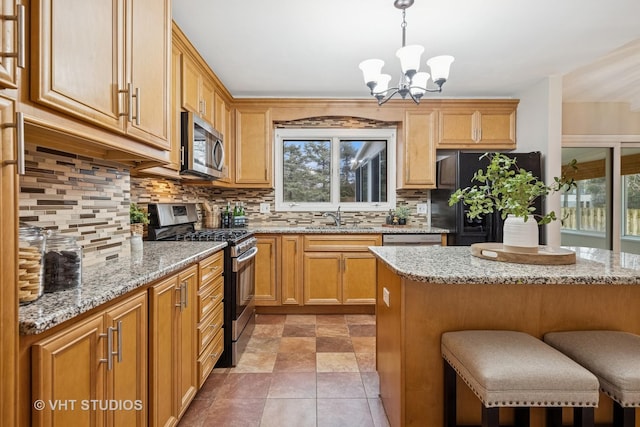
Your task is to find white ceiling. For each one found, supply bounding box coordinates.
[172,0,640,108]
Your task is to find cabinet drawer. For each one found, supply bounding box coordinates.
[198,275,223,321]
[198,329,223,387]
[197,302,223,354]
[199,251,224,286]
[303,234,382,252]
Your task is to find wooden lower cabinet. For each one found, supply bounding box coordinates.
[149,265,198,427]
[196,252,224,385]
[255,235,279,305]
[32,291,148,427]
[303,252,342,304]
[281,235,303,305]
[342,253,378,304]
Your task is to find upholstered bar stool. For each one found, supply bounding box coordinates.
[442,330,599,427]
[544,331,640,427]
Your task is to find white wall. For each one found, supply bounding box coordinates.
[515,75,564,246]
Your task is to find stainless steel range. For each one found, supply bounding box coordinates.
[147,203,257,367]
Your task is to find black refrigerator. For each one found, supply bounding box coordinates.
[431,151,545,246]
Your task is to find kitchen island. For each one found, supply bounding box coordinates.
[370,246,640,427]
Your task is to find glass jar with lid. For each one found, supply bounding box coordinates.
[18,224,45,304]
[43,232,82,292]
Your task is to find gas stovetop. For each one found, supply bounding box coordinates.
[164,228,252,244]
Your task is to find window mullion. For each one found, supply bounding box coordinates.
[331,137,340,206]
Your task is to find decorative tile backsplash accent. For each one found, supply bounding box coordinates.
[19,144,131,266]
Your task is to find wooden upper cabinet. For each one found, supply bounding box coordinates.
[0,0,22,88]
[181,53,215,126]
[125,0,171,147]
[436,102,517,149]
[399,109,437,189]
[32,0,170,150]
[235,107,272,187]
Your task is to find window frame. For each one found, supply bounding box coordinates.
[274,128,397,212]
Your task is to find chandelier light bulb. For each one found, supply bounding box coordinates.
[358,59,385,86]
[410,72,430,96]
[427,55,455,86]
[396,44,424,77]
[373,74,392,94]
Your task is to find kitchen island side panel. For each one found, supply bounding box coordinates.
[376,260,640,427]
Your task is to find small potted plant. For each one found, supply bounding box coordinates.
[394,205,411,225]
[129,203,149,236]
[448,153,576,252]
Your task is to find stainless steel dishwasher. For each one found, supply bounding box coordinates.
[382,234,442,246]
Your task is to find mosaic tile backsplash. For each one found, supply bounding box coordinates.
[18,116,431,264]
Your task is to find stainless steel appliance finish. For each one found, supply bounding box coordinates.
[382,233,442,246]
[146,203,256,367]
[180,111,225,180]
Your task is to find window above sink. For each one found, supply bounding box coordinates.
[274,128,397,213]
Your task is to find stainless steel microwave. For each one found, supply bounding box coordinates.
[180,112,225,180]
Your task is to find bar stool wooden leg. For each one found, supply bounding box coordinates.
[513,407,530,427]
[481,406,499,427]
[573,407,594,427]
[613,402,635,427]
[443,361,457,427]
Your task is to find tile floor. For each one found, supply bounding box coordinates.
[178,313,390,427]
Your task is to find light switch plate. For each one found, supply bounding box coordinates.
[416,203,428,214]
[259,203,270,213]
[383,287,390,307]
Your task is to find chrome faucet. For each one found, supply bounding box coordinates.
[323,206,342,226]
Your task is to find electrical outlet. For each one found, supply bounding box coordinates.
[416,203,428,214]
[259,203,271,213]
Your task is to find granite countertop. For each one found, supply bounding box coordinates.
[249,225,449,234]
[369,246,640,285]
[19,241,227,335]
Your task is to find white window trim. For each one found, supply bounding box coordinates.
[274,128,396,212]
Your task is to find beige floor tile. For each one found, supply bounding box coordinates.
[232,352,277,373]
[255,314,286,324]
[204,398,265,426]
[356,352,376,372]
[352,336,376,353]
[283,324,316,337]
[360,372,381,398]
[217,373,272,398]
[316,336,354,352]
[317,372,366,398]
[273,352,317,373]
[315,314,347,325]
[251,324,284,338]
[317,398,375,427]
[278,336,316,353]
[267,372,317,398]
[285,314,317,324]
[316,352,360,372]
[245,336,281,353]
[345,314,376,325]
[348,324,376,337]
[260,398,316,427]
[316,324,350,337]
[368,398,392,427]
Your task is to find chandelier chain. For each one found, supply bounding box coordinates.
[401,10,407,47]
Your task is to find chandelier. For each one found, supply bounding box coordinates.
[358,0,454,105]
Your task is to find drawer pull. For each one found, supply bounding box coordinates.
[209,323,218,328]
[211,352,218,358]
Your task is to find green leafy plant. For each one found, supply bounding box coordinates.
[448,153,577,225]
[130,203,149,225]
[394,205,411,220]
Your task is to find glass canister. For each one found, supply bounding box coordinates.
[18,225,45,305]
[43,232,82,293]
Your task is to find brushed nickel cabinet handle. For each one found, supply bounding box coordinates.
[3,112,25,175]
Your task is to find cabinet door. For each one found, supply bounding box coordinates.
[401,110,436,188]
[281,235,303,305]
[255,235,279,305]
[342,253,377,304]
[32,0,121,132]
[176,266,198,418]
[200,76,216,126]
[0,0,19,88]
[167,44,182,170]
[476,109,516,148]
[181,53,201,115]
[303,252,342,304]
[32,314,106,427]
[105,292,148,427]
[149,275,178,427]
[126,0,170,148]
[235,107,272,187]
[436,109,476,147]
[214,92,233,183]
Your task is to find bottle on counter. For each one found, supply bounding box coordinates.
[18,224,45,305]
[43,231,82,293]
[222,202,231,228]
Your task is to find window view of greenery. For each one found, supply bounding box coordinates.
[283,140,331,202]
[281,138,388,205]
[624,174,640,236]
[561,177,606,232]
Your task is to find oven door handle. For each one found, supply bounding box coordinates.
[236,246,258,264]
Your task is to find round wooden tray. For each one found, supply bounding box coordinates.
[471,243,576,265]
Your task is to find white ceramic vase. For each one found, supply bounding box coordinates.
[502,214,539,253]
